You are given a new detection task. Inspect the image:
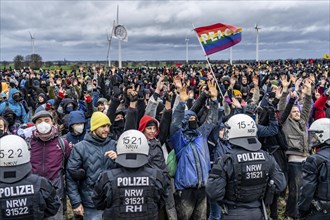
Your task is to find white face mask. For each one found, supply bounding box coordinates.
[36,122,52,134]
[87,84,93,91]
[73,124,84,134]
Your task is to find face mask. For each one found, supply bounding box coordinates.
[236,98,242,103]
[13,96,21,102]
[66,106,74,113]
[113,119,125,129]
[36,122,52,134]
[188,120,198,129]
[5,116,15,126]
[73,124,84,134]
[87,85,93,91]
[0,129,4,137]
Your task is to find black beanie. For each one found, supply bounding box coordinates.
[146,120,157,127]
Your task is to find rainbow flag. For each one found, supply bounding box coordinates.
[194,23,242,56]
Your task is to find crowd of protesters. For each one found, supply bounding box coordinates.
[0,58,329,220]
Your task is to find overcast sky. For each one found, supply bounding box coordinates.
[0,0,329,62]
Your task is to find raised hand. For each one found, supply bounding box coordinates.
[289,89,298,99]
[155,75,164,93]
[281,75,291,89]
[165,91,173,102]
[58,87,66,99]
[173,75,182,90]
[188,90,194,99]
[208,80,218,100]
[301,78,312,96]
[179,84,189,102]
[275,86,283,99]
[232,97,242,108]
[294,78,303,90]
[127,84,139,102]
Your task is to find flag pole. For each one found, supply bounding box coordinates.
[117,5,122,69]
[230,47,233,65]
[192,23,224,99]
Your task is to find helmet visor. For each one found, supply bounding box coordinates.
[308,130,322,149]
[223,122,230,141]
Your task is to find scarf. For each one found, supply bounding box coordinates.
[34,126,59,142]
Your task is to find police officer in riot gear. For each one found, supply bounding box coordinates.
[0,135,60,219]
[92,129,168,220]
[206,114,286,220]
[298,118,330,219]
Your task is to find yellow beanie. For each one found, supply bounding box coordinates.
[90,112,111,131]
[233,90,242,97]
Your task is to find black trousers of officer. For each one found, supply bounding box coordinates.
[222,207,263,220]
[306,211,330,220]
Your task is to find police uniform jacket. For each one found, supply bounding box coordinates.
[92,166,168,220]
[298,145,330,213]
[206,146,286,208]
[0,173,60,219]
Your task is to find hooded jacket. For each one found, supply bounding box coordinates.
[138,115,159,134]
[0,88,28,123]
[170,100,218,190]
[66,132,116,209]
[2,107,21,134]
[138,115,166,170]
[65,110,87,145]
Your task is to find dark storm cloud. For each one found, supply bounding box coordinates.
[0,0,329,61]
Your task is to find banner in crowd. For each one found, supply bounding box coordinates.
[194,23,242,55]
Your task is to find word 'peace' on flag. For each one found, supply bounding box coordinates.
[194,23,242,56]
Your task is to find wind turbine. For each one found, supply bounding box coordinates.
[117,5,122,69]
[185,35,189,64]
[255,24,261,62]
[107,20,116,67]
[29,32,35,54]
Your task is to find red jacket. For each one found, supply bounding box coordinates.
[313,94,329,120]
